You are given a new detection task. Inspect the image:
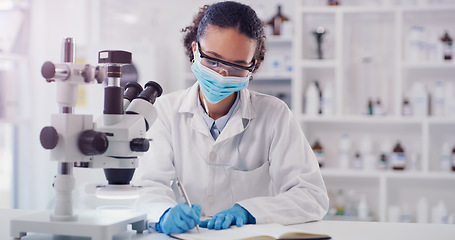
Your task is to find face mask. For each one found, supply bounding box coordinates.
[191,45,250,104]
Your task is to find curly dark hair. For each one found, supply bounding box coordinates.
[181,1,266,73]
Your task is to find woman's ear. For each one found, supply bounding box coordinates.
[191,41,197,54]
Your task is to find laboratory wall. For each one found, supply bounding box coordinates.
[1,0,455,225]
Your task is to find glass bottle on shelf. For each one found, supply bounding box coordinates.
[339,134,351,169]
[373,99,384,116]
[328,0,340,6]
[402,97,412,116]
[440,142,451,172]
[452,145,455,172]
[352,152,363,169]
[305,81,320,115]
[344,190,357,217]
[357,195,369,221]
[378,153,388,170]
[314,80,322,114]
[334,189,345,216]
[267,5,289,36]
[440,31,453,61]
[378,141,390,170]
[367,98,374,115]
[312,139,324,167]
[391,141,406,171]
[321,82,334,116]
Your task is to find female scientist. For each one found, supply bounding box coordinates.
[137,1,329,234]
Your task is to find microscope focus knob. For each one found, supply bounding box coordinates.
[41,62,56,80]
[130,138,149,152]
[40,126,59,150]
[41,61,70,82]
[81,64,94,83]
[78,130,109,155]
[95,65,106,84]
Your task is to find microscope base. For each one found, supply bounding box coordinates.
[10,210,147,240]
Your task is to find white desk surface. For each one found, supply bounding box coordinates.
[2,208,454,240]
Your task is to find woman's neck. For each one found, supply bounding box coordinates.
[199,90,237,120]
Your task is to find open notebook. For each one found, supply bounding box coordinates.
[171,223,331,240]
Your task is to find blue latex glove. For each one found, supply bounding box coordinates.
[199,204,256,230]
[154,203,201,235]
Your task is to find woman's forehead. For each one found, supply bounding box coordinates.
[200,25,257,64]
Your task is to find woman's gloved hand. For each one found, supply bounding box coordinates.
[155,203,201,235]
[199,204,255,230]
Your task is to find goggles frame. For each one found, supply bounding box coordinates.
[197,42,256,75]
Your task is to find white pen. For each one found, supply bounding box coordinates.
[176,178,200,233]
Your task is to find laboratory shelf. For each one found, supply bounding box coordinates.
[298,6,395,14]
[400,5,455,13]
[266,35,293,44]
[426,117,455,124]
[385,171,455,180]
[321,169,455,181]
[297,6,338,14]
[299,60,336,68]
[294,0,455,224]
[402,62,455,69]
[253,72,293,81]
[298,114,424,124]
[298,5,455,14]
[338,7,396,14]
[321,169,384,179]
[298,115,455,126]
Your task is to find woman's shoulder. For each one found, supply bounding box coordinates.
[247,89,289,113]
[156,89,189,107]
[154,88,190,112]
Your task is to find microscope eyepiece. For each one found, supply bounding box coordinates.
[138,81,163,104]
[124,82,143,102]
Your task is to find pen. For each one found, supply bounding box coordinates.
[176,178,200,233]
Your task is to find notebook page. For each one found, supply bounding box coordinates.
[240,223,302,238]
[242,224,331,240]
[172,225,275,240]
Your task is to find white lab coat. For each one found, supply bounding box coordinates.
[135,82,329,225]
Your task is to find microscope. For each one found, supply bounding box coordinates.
[11,38,162,239]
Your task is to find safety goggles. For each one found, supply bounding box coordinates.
[197,42,255,77]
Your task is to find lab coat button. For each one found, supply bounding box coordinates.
[207,195,215,204]
[209,151,217,162]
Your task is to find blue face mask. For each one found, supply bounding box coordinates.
[191,45,250,104]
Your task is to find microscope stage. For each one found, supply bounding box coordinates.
[10,210,147,240]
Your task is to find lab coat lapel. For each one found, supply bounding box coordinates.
[178,82,212,138]
[215,88,256,144]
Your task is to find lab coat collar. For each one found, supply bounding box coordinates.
[178,82,256,120]
[178,82,256,142]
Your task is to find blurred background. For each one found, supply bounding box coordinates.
[1,0,455,224]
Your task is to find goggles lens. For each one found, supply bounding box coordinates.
[197,43,255,77]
